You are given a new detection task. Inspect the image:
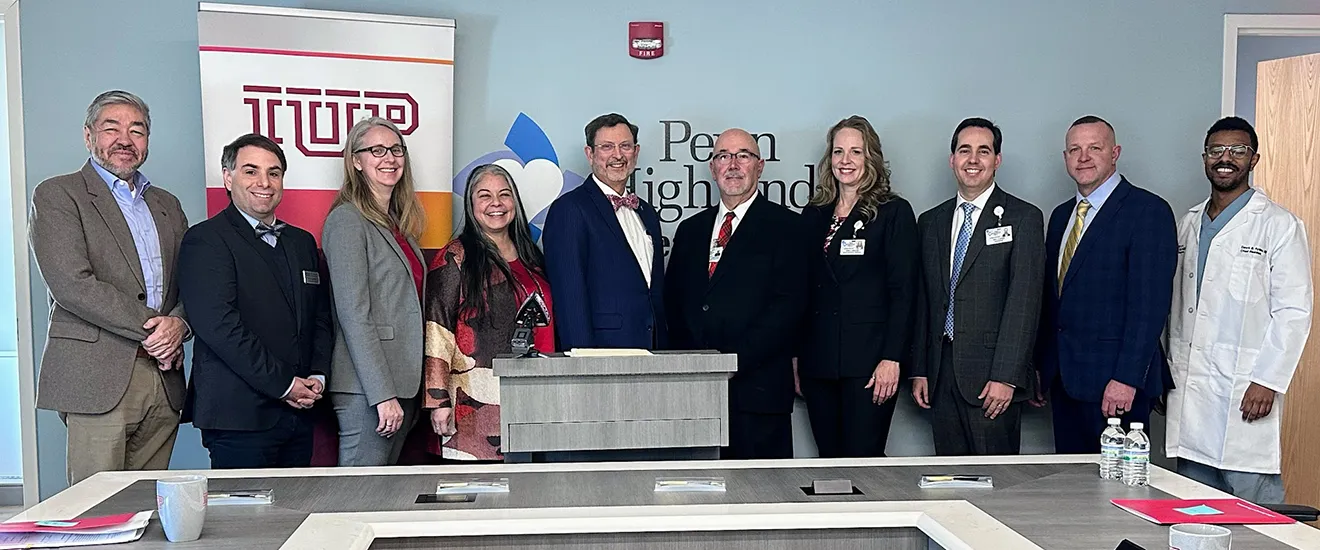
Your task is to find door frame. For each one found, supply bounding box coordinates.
[1221,14,1320,116]
[3,0,38,508]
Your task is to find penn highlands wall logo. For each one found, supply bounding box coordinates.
[453,113,585,241]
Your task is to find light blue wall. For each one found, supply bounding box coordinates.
[16,0,1320,498]
[1235,36,1320,125]
[0,23,22,485]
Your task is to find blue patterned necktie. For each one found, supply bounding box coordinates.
[945,202,976,339]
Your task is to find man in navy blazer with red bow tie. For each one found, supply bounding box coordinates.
[543,113,668,350]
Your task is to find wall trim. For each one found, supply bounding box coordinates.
[1222,14,1320,116]
[4,0,38,508]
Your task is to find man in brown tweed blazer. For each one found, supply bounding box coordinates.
[29,90,190,485]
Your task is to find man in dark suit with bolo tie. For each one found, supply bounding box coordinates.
[912,118,1045,455]
[666,128,810,459]
[177,133,334,468]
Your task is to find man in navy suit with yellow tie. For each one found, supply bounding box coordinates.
[178,134,334,468]
[1037,116,1177,453]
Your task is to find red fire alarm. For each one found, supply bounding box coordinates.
[629,22,664,59]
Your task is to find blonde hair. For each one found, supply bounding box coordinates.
[809,115,896,222]
[331,117,426,240]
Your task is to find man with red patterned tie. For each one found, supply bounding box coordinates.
[543,113,668,350]
[665,128,810,459]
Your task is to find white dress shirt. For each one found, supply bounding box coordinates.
[596,179,654,287]
[709,193,757,255]
[1057,171,1121,272]
[949,183,996,279]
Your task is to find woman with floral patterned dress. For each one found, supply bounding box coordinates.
[422,164,554,461]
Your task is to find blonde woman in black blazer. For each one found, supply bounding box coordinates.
[798,116,918,458]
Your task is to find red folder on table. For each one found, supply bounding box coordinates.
[0,511,142,534]
[1111,498,1295,525]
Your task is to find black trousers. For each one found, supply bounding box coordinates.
[1050,376,1150,454]
[201,411,314,469]
[722,411,792,459]
[930,340,1022,456]
[800,376,897,457]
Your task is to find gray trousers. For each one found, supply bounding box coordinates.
[1178,458,1286,504]
[331,392,419,466]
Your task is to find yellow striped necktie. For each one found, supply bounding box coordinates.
[1058,199,1091,293]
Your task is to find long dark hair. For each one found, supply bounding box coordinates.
[457,164,546,317]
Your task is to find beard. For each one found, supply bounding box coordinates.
[92,146,147,181]
[1207,161,1249,192]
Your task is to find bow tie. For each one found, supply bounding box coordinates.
[255,221,286,240]
[608,193,640,211]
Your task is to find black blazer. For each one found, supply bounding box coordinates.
[178,204,334,431]
[912,186,1045,405]
[799,198,919,379]
[665,195,809,415]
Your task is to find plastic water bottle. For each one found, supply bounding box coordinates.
[1122,422,1150,487]
[1099,417,1125,480]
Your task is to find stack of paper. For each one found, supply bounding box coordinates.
[565,348,653,357]
[0,510,153,549]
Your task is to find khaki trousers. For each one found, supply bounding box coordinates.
[62,356,180,485]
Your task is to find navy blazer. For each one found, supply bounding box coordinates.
[1037,177,1177,403]
[178,204,334,431]
[542,176,668,350]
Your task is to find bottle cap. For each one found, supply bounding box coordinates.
[1130,422,1144,430]
[1108,417,1121,425]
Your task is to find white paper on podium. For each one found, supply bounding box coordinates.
[565,348,653,357]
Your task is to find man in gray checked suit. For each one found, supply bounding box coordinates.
[29,90,190,484]
[911,117,1045,455]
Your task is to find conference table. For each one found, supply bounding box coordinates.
[10,455,1320,549]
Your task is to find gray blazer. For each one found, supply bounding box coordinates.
[912,186,1045,405]
[322,203,424,405]
[29,161,189,414]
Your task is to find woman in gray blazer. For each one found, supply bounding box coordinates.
[322,117,428,466]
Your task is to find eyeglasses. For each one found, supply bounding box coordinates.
[354,144,408,158]
[1204,145,1254,159]
[712,150,761,165]
[593,142,636,155]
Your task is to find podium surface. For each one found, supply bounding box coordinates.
[493,351,736,454]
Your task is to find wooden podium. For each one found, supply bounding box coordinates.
[493,351,736,460]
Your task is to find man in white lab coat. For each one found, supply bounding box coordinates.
[1165,116,1312,504]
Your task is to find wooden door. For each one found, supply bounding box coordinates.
[1255,51,1320,510]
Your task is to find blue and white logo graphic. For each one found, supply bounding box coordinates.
[453,113,585,242]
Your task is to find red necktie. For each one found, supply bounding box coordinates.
[708,212,736,277]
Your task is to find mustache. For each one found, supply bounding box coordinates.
[1213,162,1238,172]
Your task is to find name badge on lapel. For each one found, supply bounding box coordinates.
[840,239,866,256]
[709,247,724,263]
[302,270,321,285]
[985,226,1013,245]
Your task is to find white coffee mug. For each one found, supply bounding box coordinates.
[156,475,207,542]
[1170,523,1231,550]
